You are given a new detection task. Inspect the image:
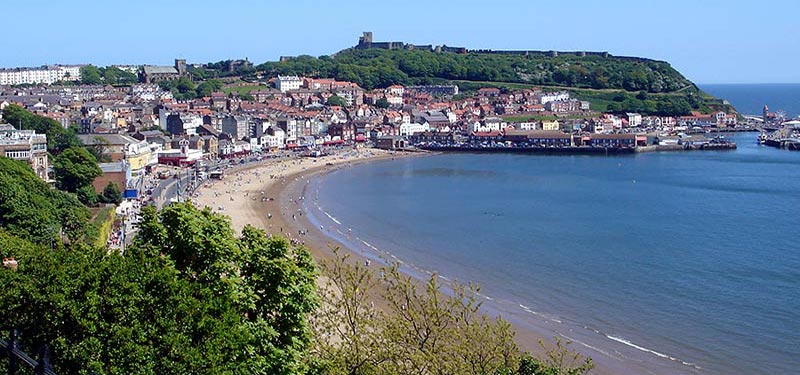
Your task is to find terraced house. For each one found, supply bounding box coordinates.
[0,124,48,180]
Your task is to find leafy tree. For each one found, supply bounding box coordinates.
[0,157,89,245]
[0,203,320,375]
[76,184,99,205]
[99,66,138,85]
[53,147,102,192]
[314,251,523,375]
[327,95,347,107]
[375,97,390,108]
[1,104,82,154]
[195,79,223,97]
[100,182,123,205]
[80,65,103,84]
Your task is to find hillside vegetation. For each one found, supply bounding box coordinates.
[256,49,734,115]
[258,49,694,93]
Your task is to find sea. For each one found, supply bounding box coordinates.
[700,83,800,118]
[302,132,799,375]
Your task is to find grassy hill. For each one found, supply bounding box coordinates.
[255,49,734,115]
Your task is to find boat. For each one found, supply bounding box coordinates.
[758,133,767,144]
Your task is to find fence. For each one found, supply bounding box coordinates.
[0,330,57,375]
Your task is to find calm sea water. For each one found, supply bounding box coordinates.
[305,133,799,375]
[700,83,800,118]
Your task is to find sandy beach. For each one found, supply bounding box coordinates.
[193,147,415,265]
[193,147,636,375]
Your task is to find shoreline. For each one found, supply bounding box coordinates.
[193,148,700,375]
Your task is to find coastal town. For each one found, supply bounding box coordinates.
[0,1,798,372]
[0,34,797,253]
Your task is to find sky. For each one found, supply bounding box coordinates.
[2,0,799,84]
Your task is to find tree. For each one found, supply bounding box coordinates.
[195,79,223,97]
[101,182,123,205]
[1,104,81,154]
[314,252,522,375]
[53,147,102,193]
[0,203,320,375]
[327,95,347,107]
[375,97,390,108]
[0,157,89,245]
[80,65,103,84]
[76,184,98,205]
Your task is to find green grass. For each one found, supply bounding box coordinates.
[88,206,115,248]
[222,84,270,95]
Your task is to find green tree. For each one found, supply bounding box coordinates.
[80,65,103,84]
[53,147,102,192]
[1,104,82,154]
[76,184,98,205]
[327,95,347,107]
[0,157,89,245]
[101,182,123,205]
[375,97,390,108]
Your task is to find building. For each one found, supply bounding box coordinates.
[375,135,406,150]
[503,129,571,146]
[626,113,643,127]
[407,85,459,96]
[93,161,130,196]
[141,59,187,83]
[221,115,250,140]
[589,133,646,148]
[0,124,48,180]
[165,113,202,135]
[0,65,82,85]
[537,91,570,105]
[276,75,302,92]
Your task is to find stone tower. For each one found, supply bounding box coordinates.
[175,59,187,76]
[763,105,769,122]
[358,32,373,48]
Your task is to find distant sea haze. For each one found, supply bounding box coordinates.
[700,83,800,118]
[306,133,799,375]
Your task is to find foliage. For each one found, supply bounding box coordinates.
[1,104,82,154]
[257,49,696,93]
[375,97,390,108]
[326,95,347,107]
[80,65,103,85]
[159,77,197,100]
[0,203,319,375]
[100,182,123,205]
[53,146,102,193]
[516,339,595,375]
[77,184,99,205]
[195,79,224,97]
[88,206,115,248]
[312,250,592,375]
[80,65,138,85]
[0,157,90,245]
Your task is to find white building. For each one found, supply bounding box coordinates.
[263,127,286,149]
[0,124,49,180]
[626,113,642,127]
[537,91,570,105]
[275,75,302,92]
[514,122,538,131]
[399,122,430,136]
[0,65,82,85]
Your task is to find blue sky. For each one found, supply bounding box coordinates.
[3,0,798,83]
